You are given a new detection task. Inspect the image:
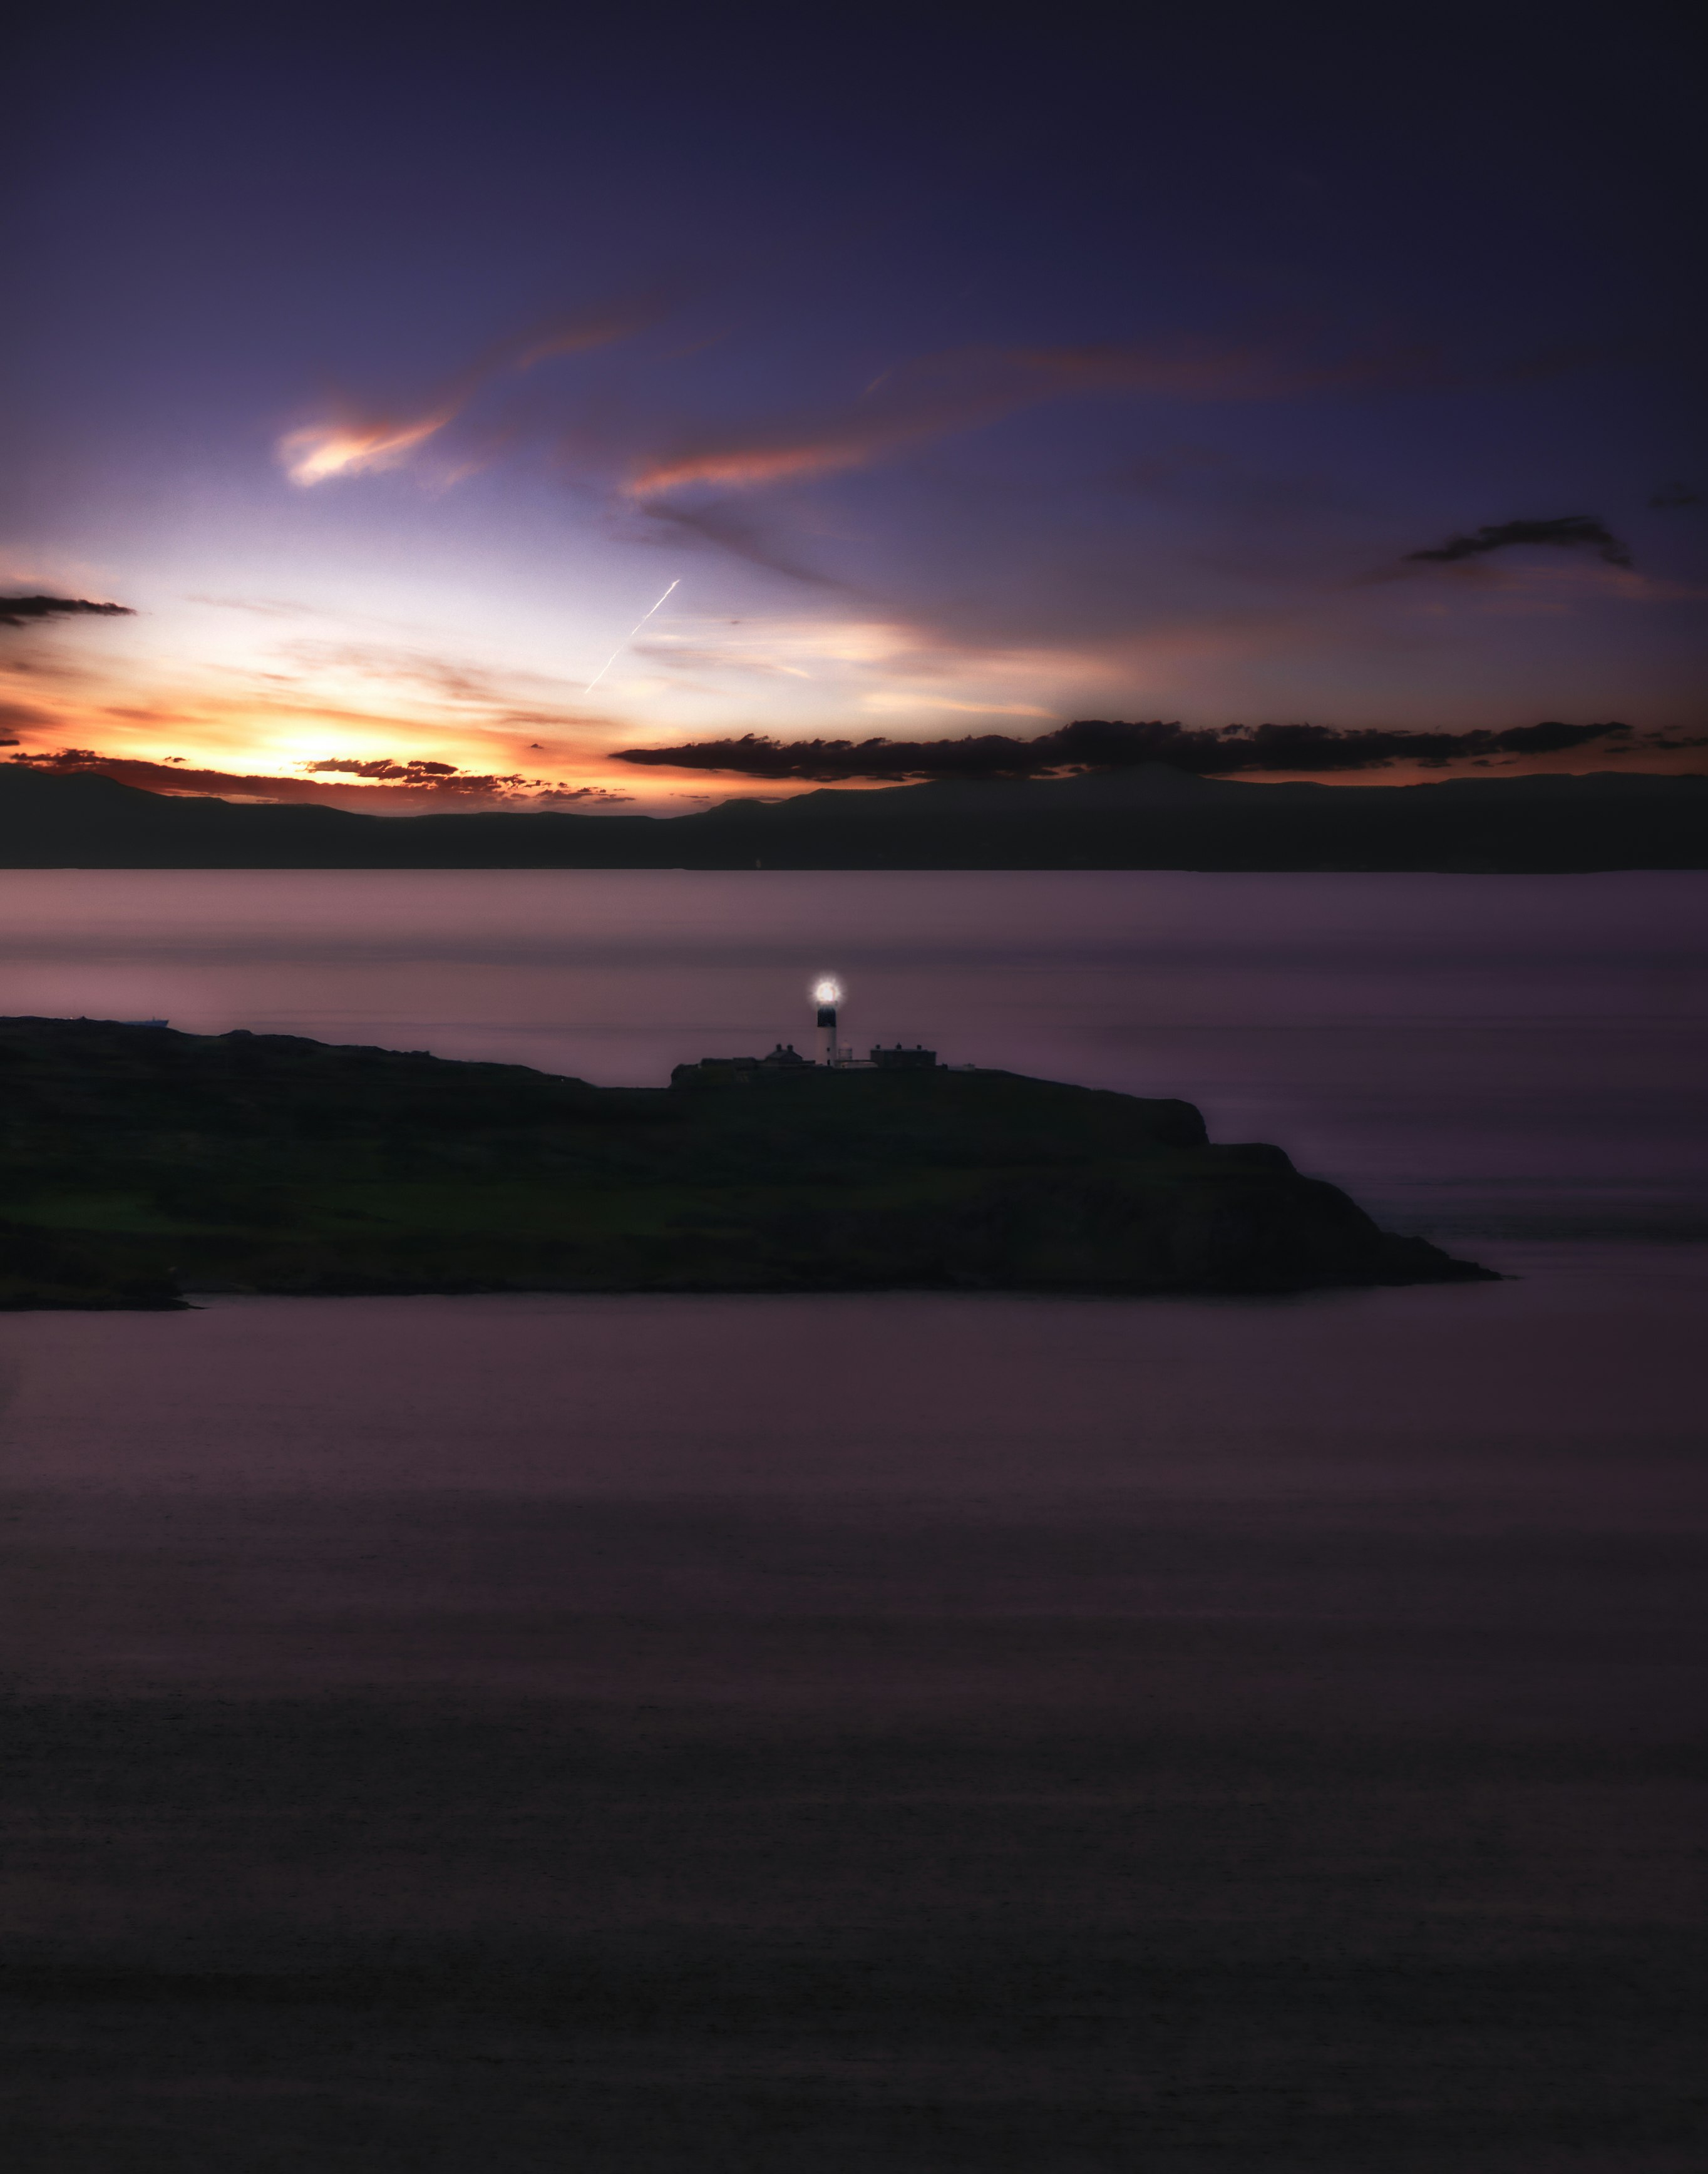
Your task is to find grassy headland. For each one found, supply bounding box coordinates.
[0,1018,1491,1307]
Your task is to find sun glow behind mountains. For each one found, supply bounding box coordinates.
[3,14,1701,810]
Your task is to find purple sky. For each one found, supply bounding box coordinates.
[4,8,1704,809]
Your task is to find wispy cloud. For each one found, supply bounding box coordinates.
[247,636,622,740]
[624,334,1439,502]
[858,691,1052,716]
[187,594,322,619]
[633,641,812,679]
[279,292,669,486]
[635,498,848,585]
[0,698,53,729]
[1456,560,1707,615]
[279,407,458,488]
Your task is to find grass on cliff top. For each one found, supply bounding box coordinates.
[0,1018,1484,1301]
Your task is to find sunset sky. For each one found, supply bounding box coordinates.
[6,9,1704,811]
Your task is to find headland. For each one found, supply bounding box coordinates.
[0,1017,1492,1307]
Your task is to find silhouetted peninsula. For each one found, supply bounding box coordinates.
[0,1018,1491,1307]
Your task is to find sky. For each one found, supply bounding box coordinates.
[4,6,1704,813]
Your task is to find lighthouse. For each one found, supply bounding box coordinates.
[813,977,842,1066]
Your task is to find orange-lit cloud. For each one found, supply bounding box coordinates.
[626,350,1034,498]
[280,291,669,487]
[280,408,459,486]
[7,746,633,812]
[625,334,1439,500]
[0,620,644,806]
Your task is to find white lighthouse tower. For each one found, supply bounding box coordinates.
[813,977,843,1066]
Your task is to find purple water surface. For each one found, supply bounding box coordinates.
[1,870,1704,2166]
[3,867,1704,1237]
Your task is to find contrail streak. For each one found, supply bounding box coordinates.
[585,579,679,691]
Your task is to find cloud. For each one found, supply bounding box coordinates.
[612,717,1646,781]
[187,594,320,617]
[279,408,458,488]
[1404,516,1632,568]
[637,498,846,585]
[1,594,135,629]
[858,693,1052,717]
[632,641,813,679]
[277,639,530,706]
[304,756,458,778]
[280,291,669,487]
[626,354,1019,498]
[625,334,1440,502]
[1650,483,1700,509]
[1446,560,1705,613]
[1009,337,1439,402]
[7,747,632,811]
[250,637,617,738]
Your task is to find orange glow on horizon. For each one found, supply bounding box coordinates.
[5,592,1699,818]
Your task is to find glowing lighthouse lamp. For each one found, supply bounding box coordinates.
[813,977,845,1066]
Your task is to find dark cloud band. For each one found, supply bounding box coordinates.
[1405,517,1630,567]
[613,719,1638,782]
[6,748,629,809]
[0,594,135,629]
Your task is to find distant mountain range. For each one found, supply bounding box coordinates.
[2,763,1703,870]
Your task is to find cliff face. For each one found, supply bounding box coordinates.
[0,1019,1492,1306]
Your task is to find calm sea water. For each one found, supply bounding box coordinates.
[3,865,1705,1237]
[1,870,1704,2168]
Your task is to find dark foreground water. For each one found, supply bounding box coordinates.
[1,870,1704,2167]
